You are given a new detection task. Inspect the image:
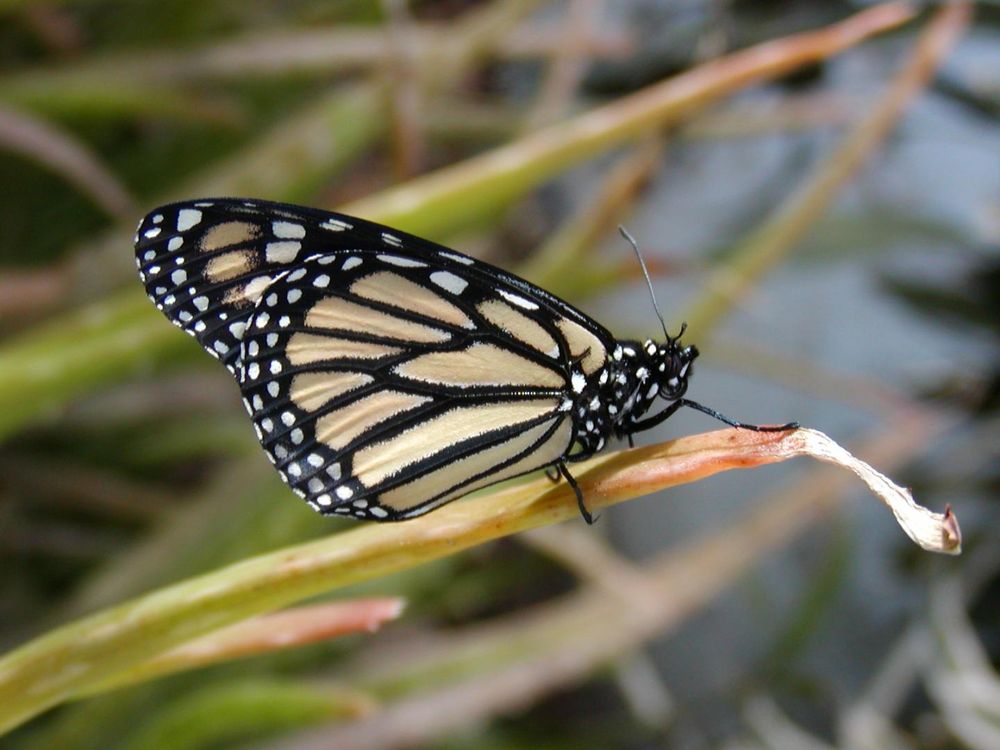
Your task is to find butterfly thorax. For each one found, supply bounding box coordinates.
[568,338,698,459]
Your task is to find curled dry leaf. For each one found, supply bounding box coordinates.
[777,428,961,555]
[575,425,961,556]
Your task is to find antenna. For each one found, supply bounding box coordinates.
[618,226,670,341]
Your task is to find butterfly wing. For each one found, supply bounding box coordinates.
[135,199,375,373]
[135,199,616,520]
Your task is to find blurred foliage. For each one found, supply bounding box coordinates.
[0,1,997,749]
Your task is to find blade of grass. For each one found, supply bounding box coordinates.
[0,78,241,123]
[0,105,136,220]
[0,423,958,733]
[683,2,973,336]
[116,679,375,750]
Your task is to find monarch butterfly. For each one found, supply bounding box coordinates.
[135,199,793,523]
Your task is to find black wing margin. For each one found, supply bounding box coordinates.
[134,199,368,372]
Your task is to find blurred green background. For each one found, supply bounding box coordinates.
[0,1,997,748]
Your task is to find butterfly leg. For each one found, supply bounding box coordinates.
[555,462,597,525]
[544,465,561,483]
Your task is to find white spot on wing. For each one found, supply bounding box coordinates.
[430,271,468,295]
[273,221,306,239]
[378,254,425,268]
[266,241,301,263]
[440,251,474,266]
[499,290,538,310]
[177,209,202,231]
[320,218,353,231]
[343,257,362,271]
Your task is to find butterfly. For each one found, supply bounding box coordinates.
[134,198,793,523]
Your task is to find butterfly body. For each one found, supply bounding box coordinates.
[135,199,699,521]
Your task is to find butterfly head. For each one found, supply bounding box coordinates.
[656,340,698,401]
